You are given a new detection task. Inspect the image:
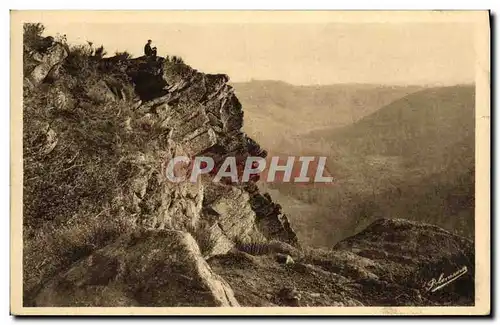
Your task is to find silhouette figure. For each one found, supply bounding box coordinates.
[144,40,153,57]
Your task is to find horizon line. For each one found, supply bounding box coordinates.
[229,79,476,88]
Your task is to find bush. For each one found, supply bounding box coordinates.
[63,44,108,77]
[23,23,45,51]
[63,44,96,76]
[166,55,185,64]
[23,23,46,76]
[114,51,133,60]
[172,55,184,64]
[94,45,107,59]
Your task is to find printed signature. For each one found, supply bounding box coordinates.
[424,266,468,292]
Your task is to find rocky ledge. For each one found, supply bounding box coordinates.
[210,218,474,307]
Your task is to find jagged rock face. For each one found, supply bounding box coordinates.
[34,230,239,307]
[22,52,299,253]
[121,58,299,253]
[203,184,265,242]
[25,42,68,86]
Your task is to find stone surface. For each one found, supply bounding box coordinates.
[118,58,300,256]
[210,218,474,307]
[333,218,475,305]
[26,42,68,86]
[275,253,294,265]
[34,230,239,307]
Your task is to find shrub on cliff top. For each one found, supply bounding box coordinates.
[23,23,45,76]
[115,51,133,60]
[23,23,45,51]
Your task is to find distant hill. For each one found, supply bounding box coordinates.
[266,85,475,246]
[308,86,475,161]
[232,80,422,150]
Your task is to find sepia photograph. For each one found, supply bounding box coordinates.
[10,10,490,315]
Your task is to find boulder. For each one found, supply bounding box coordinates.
[26,42,68,86]
[47,86,72,111]
[333,218,475,305]
[34,230,239,307]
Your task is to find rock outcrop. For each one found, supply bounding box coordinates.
[26,50,300,306]
[209,218,474,306]
[114,57,299,255]
[35,230,239,307]
[24,41,68,87]
[333,218,475,305]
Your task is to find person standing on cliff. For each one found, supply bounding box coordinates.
[144,40,153,57]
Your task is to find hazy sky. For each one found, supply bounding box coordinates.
[42,22,475,86]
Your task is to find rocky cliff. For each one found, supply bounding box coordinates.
[22,36,474,307]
